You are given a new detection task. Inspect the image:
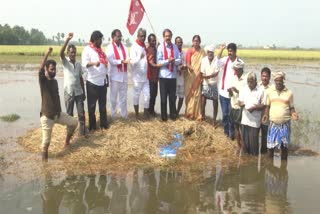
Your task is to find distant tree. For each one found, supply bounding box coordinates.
[12,25,29,45]
[30,28,46,45]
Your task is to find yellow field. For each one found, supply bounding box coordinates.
[0,45,320,61]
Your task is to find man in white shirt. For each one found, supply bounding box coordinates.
[218,43,239,140]
[259,67,272,154]
[228,59,246,149]
[130,28,149,118]
[106,29,130,119]
[200,44,222,127]
[81,30,109,131]
[175,36,187,116]
[239,72,265,155]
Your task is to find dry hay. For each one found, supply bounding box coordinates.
[18,114,241,175]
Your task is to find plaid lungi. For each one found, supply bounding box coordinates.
[267,121,291,149]
[202,84,218,100]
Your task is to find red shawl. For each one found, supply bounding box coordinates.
[112,42,127,72]
[163,42,174,72]
[89,42,107,65]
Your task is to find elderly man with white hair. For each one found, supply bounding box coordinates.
[262,71,299,163]
[228,58,246,149]
[200,44,223,127]
[130,28,149,118]
[239,72,265,155]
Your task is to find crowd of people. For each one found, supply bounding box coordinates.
[38,28,299,161]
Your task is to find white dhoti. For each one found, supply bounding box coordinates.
[110,80,128,118]
[133,81,150,109]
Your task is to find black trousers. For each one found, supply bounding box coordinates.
[159,78,176,121]
[149,80,158,114]
[86,80,107,130]
[260,124,268,154]
[64,92,85,135]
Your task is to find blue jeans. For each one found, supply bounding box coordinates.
[219,95,234,138]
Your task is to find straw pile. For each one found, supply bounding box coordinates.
[18,114,240,174]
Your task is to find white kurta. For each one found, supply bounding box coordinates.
[130,42,150,108]
[106,42,129,118]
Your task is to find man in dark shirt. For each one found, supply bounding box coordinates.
[146,33,161,117]
[39,47,78,161]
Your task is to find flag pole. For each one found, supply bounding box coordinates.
[144,9,156,35]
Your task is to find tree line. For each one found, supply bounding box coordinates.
[0,24,87,45]
[0,24,134,46]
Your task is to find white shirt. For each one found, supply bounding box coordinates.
[130,42,148,83]
[200,56,222,86]
[218,56,237,98]
[106,42,129,83]
[259,81,272,125]
[61,57,83,96]
[230,73,246,109]
[239,85,265,128]
[258,81,272,105]
[81,45,108,86]
[176,50,186,86]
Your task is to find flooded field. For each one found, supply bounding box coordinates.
[0,62,320,213]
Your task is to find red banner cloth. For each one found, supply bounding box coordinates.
[126,0,145,35]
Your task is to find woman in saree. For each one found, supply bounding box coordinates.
[184,35,206,120]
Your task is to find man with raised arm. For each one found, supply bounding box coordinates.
[39,47,78,161]
[60,32,86,136]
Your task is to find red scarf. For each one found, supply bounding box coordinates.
[136,39,147,52]
[221,57,230,90]
[163,42,174,72]
[89,42,107,65]
[112,42,127,72]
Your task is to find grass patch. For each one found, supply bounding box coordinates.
[0,113,20,122]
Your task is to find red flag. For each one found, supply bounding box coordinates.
[126,0,145,35]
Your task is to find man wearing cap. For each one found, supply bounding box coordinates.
[239,72,265,155]
[228,59,246,149]
[200,44,223,127]
[262,71,299,161]
[218,43,240,140]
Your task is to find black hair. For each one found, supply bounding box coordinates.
[261,67,271,76]
[67,44,76,52]
[111,29,122,39]
[162,28,172,37]
[90,30,103,42]
[148,33,156,42]
[45,59,56,69]
[227,43,237,52]
[175,36,183,43]
[192,35,201,43]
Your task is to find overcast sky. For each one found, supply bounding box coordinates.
[1,0,319,48]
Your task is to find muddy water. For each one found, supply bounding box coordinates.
[0,63,320,213]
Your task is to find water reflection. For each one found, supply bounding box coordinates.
[38,160,290,214]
